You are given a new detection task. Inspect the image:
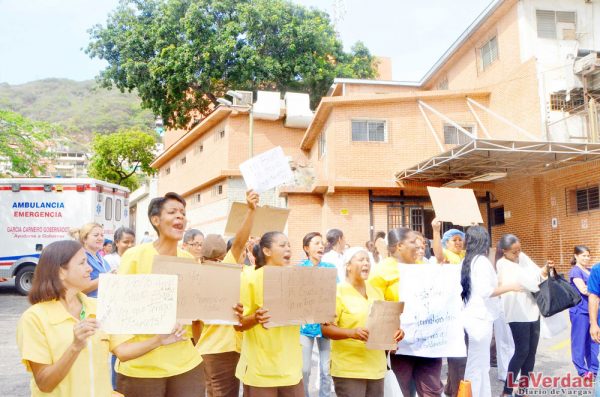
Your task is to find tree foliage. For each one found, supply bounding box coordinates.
[87,0,377,129]
[0,109,55,176]
[88,130,157,190]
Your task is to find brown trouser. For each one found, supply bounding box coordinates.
[390,354,444,397]
[332,376,384,397]
[243,381,303,397]
[202,351,241,397]
[116,362,206,397]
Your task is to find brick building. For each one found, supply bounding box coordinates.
[153,0,600,270]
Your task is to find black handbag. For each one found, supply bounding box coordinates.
[532,267,582,317]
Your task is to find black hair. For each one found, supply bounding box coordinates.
[387,227,413,254]
[252,231,285,269]
[324,229,344,253]
[302,232,322,257]
[112,226,135,253]
[183,229,204,244]
[494,234,520,266]
[461,226,490,303]
[375,231,386,240]
[571,245,591,267]
[147,192,186,236]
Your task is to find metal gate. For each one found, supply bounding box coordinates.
[387,204,425,234]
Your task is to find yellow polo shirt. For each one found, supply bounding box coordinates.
[235,266,302,387]
[17,293,129,397]
[197,251,243,355]
[369,256,400,302]
[117,243,202,378]
[443,249,465,264]
[330,282,386,379]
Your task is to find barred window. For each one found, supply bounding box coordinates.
[351,120,386,142]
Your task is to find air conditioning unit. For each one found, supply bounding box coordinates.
[573,52,598,75]
[233,91,253,106]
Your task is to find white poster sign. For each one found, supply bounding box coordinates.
[239,146,294,193]
[396,264,466,358]
[97,274,178,334]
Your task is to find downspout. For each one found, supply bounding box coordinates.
[486,191,492,243]
[369,189,374,241]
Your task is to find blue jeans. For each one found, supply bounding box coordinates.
[301,334,332,397]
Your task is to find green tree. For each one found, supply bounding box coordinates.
[88,130,157,190]
[86,0,377,129]
[0,109,54,176]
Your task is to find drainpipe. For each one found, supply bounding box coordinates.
[486,191,492,242]
[369,189,374,241]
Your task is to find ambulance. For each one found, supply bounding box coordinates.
[0,178,130,295]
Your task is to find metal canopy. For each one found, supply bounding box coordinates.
[395,139,600,182]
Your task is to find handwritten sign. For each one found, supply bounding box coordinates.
[224,202,290,236]
[366,300,404,350]
[263,266,337,328]
[97,274,177,334]
[239,146,294,193]
[152,256,242,324]
[396,264,466,357]
[427,186,483,226]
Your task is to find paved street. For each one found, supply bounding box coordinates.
[0,279,593,396]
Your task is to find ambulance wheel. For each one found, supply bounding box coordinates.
[15,265,35,296]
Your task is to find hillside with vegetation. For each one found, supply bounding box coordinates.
[0,79,155,141]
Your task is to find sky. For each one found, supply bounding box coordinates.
[0,0,493,85]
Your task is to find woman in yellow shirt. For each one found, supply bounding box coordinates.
[322,247,403,397]
[17,240,187,397]
[431,218,465,265]
[235,231,304,396]
[116,192,213,397]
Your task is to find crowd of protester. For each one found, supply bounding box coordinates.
[14,190,600,397]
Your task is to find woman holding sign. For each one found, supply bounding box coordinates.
[235,231,304,396]
[370,227,444,397]
[322,247,404,397]
[299,232,336,397]
[16,240,188,397]
[116,193,208,397]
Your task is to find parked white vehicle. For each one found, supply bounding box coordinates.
[0,178,130,294]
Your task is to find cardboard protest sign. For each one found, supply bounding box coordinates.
[152,255,242,324]
[239,146,294,193]
[427,186,483,226]
[263,266,337,328]
[224,202,289,236]
[366,300,405,350]
[97,274,177,334]
[396,264,466,357]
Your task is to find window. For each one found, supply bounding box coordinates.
[576,186,599,212]
[105,197,113,221]
[318,131,326,158]
[214,130,225,141]
[180,156,186,165]
[437,77,449,90]
[212,184,223,197]
[480,36,498,70]
[165,167,171,176]
[195,143,204,154]
[351,120,386,142]
[115,199,122,221]
[443,124,473,145]
[491,206,505,226]
[536,10,576,40]
[196,193,201,203]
